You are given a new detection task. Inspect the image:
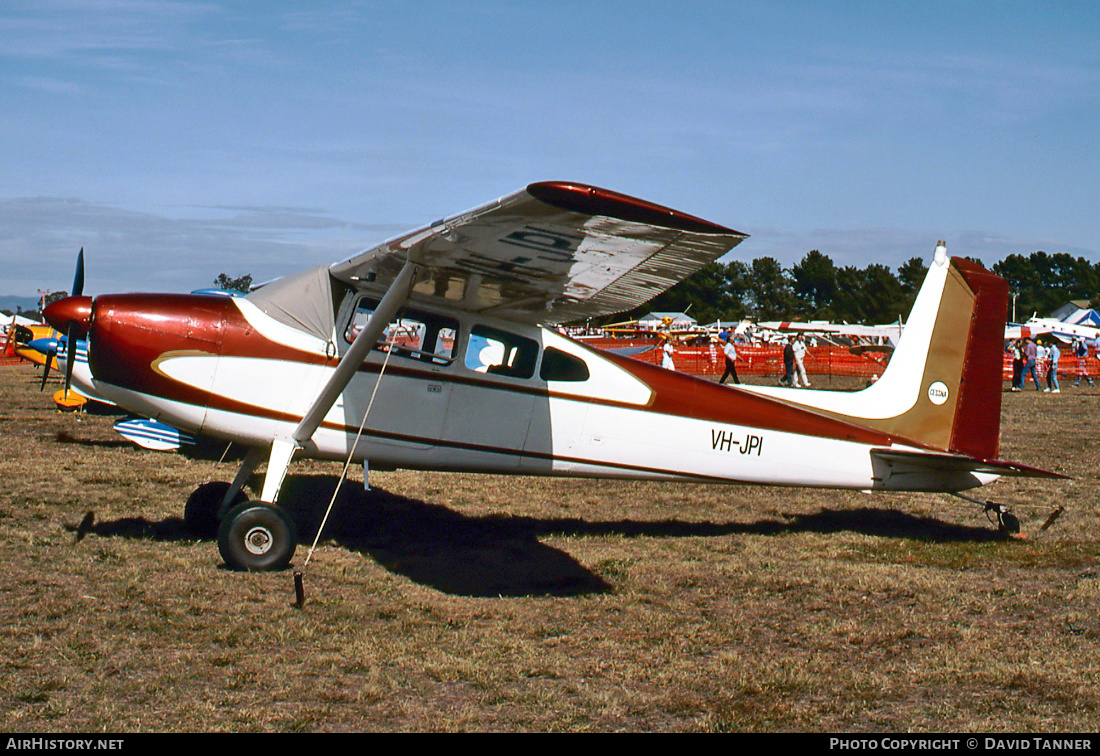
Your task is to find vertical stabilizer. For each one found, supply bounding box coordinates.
[740,243,1009,460]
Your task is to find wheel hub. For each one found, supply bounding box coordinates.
[244,526,274,555]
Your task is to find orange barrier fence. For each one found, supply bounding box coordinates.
[1003,353,1098,383]
[626,343,892,379]
[583,338,1100,382]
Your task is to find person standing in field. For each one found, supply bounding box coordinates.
[781,338,795,386]
[1045,339,1061,393]
[1023,338,1041,391]
[718,331,740,385]
[659,331,675,371]
[1073,338,1094,387]
[792,334,810,388]
[1010,339,1024,391]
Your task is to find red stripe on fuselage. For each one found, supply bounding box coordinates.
[592,346,903,448]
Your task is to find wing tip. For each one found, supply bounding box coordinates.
[526,181,747,237]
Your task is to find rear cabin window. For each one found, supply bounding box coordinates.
[539,347,590,382]
[345,298,458,365]
[465,325,538,379]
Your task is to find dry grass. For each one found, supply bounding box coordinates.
[0,362,1097,732]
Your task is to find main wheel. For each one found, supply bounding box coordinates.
[217,502,297,572]
[184,482,247,539]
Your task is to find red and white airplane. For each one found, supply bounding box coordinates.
[1005,316,1100,344]
[44,182,1061,571]
[755,319,904,349]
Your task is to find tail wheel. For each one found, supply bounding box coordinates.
[982,501,1022,537]
[217,502,297,572]
[997,509,1021,535]
[184,482,247,539]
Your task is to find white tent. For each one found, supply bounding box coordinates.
[637,312,697,332]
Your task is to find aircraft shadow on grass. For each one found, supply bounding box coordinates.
[52,428,251,462]
[66,475,1010,597]
[53,429,132,450]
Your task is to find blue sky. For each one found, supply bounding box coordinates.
[2,1,1098,298]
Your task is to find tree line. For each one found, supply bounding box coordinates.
[617,250,1100,326]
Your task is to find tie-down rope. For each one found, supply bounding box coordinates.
[302,332,396,570]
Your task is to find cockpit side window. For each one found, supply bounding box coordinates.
[345,297,458,365]
[539,347,590,382]
[464,325,538,379]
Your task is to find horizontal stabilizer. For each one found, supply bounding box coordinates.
[871,448,1067,480]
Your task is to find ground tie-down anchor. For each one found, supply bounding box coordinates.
[293,570,305,609]
[1040,505,1065,531]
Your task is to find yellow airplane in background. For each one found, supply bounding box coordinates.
[5,319,60,370]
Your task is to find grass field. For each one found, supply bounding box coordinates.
[1,362,1097,732]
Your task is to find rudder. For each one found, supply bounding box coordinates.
[946,257,1008,460]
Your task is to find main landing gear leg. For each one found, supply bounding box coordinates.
[213,258,418,573]
[183,446,265,539]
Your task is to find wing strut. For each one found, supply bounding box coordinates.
[257,258,420,504]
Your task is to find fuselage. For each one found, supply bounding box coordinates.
[73,288,985,492]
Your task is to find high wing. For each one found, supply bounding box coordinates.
[327,181,748,325]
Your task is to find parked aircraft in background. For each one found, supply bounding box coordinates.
[756,319,904,349]
[1005,317,1100,344]
[7,322,59,369]
[44,182,1062,573]
[28,326,198,449]
[2,313,48,355]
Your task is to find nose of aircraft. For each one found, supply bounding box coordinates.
[43,296,93,336]
[25,337,60,356]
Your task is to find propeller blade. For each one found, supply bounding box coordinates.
[39,348,54,391]
[63,327,77,399]
[72,248,85,298]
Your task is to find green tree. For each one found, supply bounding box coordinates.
[832,264,903,324]
[44,291,69,307]
[746,257,794,319]
[722,260,752,321]
[790,250,837,319]
[990,251,1100,320]
[627,261,750,324]
[895,256,928,317]
[214,273,253,293]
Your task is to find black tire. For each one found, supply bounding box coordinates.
[184,482,247,539]
[998,510,1022,535]
[217,502,297,572]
